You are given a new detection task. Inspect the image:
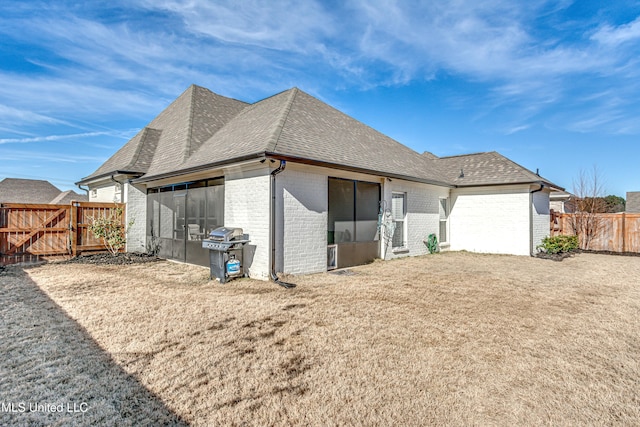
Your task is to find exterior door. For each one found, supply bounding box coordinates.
[172,192,187,261]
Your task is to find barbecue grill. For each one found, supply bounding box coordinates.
[202,227,250,283]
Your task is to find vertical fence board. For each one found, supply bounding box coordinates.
[551,212,640,253]
[0,202,125,256]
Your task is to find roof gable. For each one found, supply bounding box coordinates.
[142,85,248,178]
[0,178,62,204]
[81,85,247,182]
[179,88,296,172]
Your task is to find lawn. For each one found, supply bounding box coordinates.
[2,252,639,426]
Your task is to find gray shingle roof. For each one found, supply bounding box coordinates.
[80,85,247,182]
[49,190,87,204]
[80,85,560,189]
[0,178,87,204]
[0,178,62,204]
[435,151,559,188]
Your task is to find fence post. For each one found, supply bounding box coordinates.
[71,202,78,256]
[622,212,626,253]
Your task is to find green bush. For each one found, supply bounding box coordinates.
[537,235,579,254]
[426,233,439,254]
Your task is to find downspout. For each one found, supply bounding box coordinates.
[270,160,296,288]
[76,183,89,197]
[110,174,125,203]
[529,183,545,256]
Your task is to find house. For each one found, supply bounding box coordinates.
[77,85,562,279]
[0,178,87,204]
[550,190,575,214]
[627,192,640,213]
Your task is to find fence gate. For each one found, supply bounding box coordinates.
[0,202,125,257]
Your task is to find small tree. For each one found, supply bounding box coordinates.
[568,166,605,250]
[88,206,132,256]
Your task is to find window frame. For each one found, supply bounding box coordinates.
[439,197,449,244]
[391,192,407,249]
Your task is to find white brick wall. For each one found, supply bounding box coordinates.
[382,180,449,259]
[124,183,147,253]
[449,186,531,255]
[276,167,328,274]
[532,189,551,253]
[224,168,271,280]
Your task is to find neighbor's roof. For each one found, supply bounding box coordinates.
[0,178,62,204]
[79,85,559,189]
[49,190,87,204]
[0,178,87,204]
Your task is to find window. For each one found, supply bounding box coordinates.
[392,192,406,248]
[439,197,449,243]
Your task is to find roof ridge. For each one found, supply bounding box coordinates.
[438,151,493,159]
[266,88,298,153]
[184,85,197,162]
[126,126,160,171]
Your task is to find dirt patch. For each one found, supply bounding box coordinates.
[577,248,640,257]
[8,252,640,426]
[60,252,162,265]
[535,250,576,261]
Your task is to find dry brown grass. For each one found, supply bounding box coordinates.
[3,252,640,426]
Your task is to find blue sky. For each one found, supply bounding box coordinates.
[1,0,639,197]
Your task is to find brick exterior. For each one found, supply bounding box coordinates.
[382,180,449,259]
[224,167,271,280]
[532,189,551,253]
[124,183,147,253]
[276,168,328,274]
[449,186,531,255]
[89,163,552,278]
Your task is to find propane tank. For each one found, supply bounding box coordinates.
[226,255,241,276]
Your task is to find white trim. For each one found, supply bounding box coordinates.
[391,192,407,249]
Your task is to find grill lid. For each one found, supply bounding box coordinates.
[209,227,243,242]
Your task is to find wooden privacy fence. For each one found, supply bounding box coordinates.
[551,212,640,253]
[0,202,125,256]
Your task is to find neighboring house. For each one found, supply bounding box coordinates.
[0,178,87,204]
[627,192,640,213]
[550,190,576,214]
[77,85,562,279]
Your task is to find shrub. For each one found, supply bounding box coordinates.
[537,235,579,254]
[426,233,439,254]
[88,207,132,256]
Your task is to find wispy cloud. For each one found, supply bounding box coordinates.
[140,0,335,52]
[0,131,114,145]
[592,16,640,46]
[2,0,640,142]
